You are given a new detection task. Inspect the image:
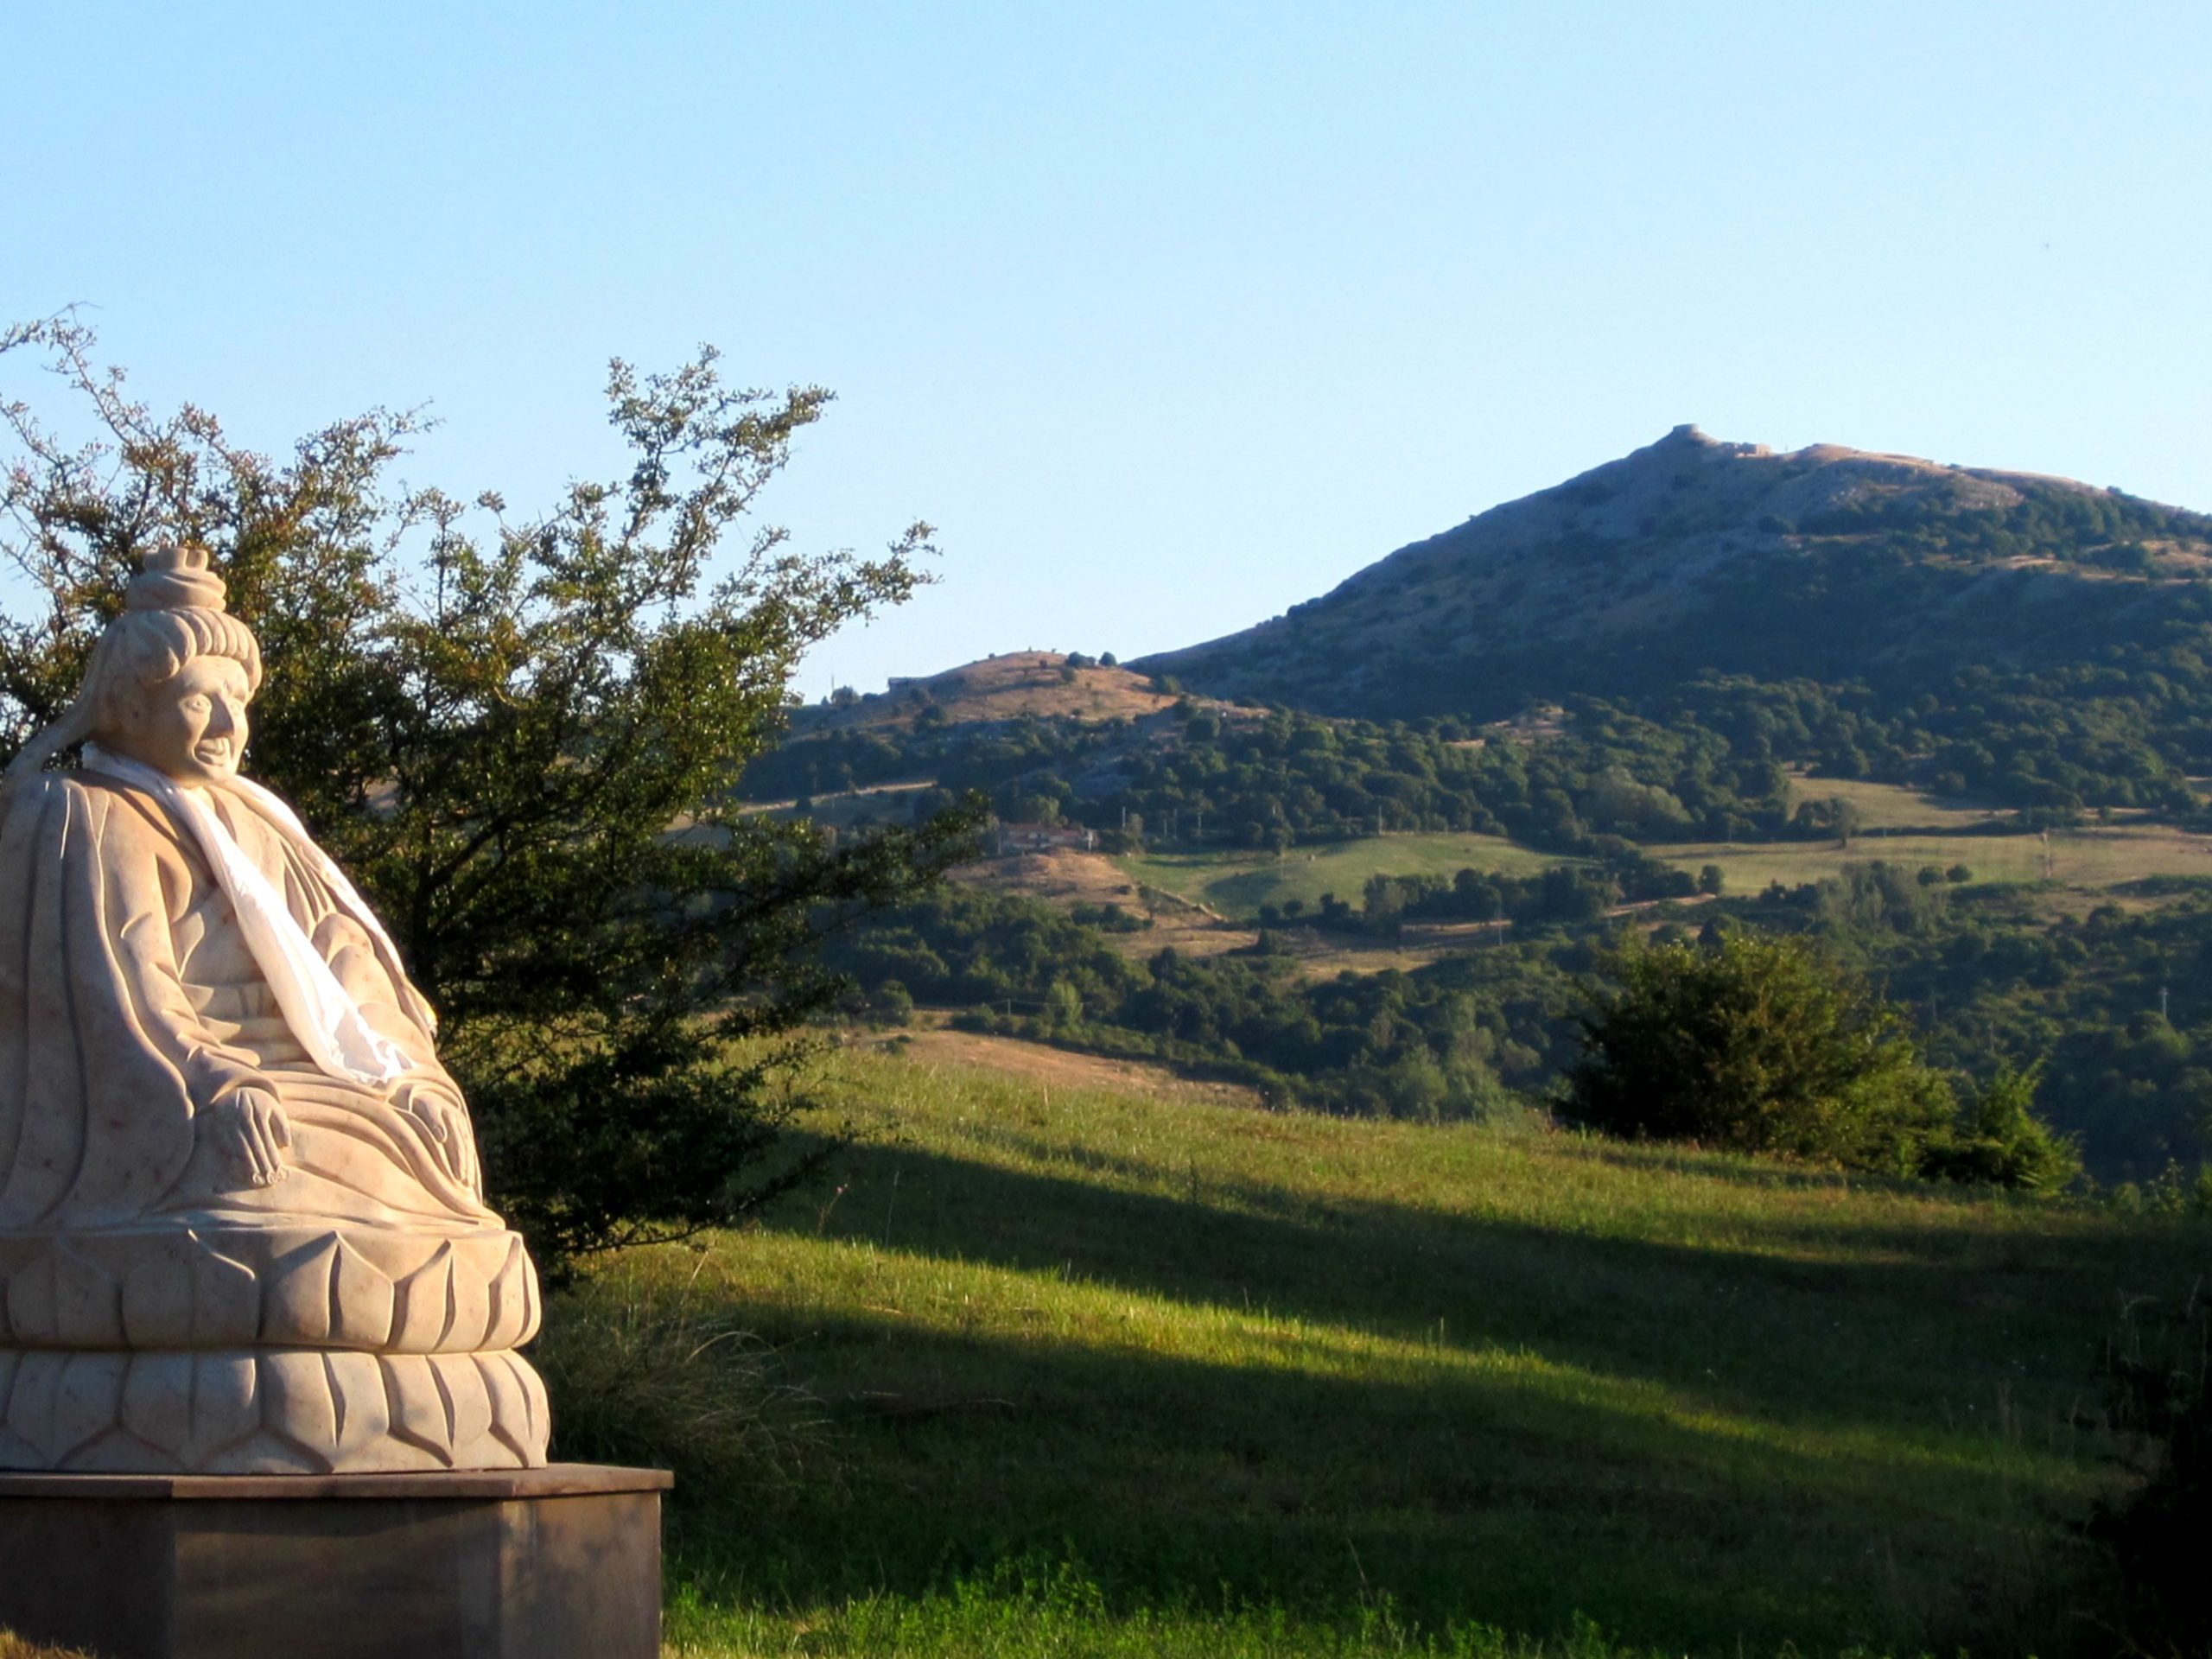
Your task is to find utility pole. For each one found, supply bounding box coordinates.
[2161,984,2171,1022]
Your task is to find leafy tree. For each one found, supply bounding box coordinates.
[1562,931,1954,1171]
[1915,1064,2080,1192]
[0,315,979,1271]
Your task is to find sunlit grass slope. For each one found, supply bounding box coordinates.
[639,1041,2203,1656]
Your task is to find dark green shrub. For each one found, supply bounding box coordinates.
[1562,932,1953,1171]
[1917,1064,2081,1192]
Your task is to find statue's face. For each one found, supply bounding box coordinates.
[105,655,253,785]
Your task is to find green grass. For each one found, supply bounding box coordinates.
[663,1572,1802,1657]
[574,1042,2206,1656]
[1777,775,2010,832]
[1120,835,1561,918]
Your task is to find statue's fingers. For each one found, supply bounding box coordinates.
[227,1118,259,1177]
[271,1109,292,1149]
[252,1112,289,1182]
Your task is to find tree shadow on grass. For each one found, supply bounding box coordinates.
[683,1135,2169,1652]
[683,1293,2068,1657]
[762,1133,2178,1444]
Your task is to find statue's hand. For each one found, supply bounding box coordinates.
[396,1077,481,1194]
[205,1088,292,1187]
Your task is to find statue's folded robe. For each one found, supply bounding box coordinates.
[0,771,493,1233]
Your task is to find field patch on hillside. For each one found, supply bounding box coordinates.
[1105,817,2212,928]
[1652,821,2212,894]
[1120,835,1562,919]
[954,848,1256,957]
[1779,773,2015,831]
[621,1043,2202,1656]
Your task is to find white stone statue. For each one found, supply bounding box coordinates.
[0,544,548,1472]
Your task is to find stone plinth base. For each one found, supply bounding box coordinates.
[0,1463,670,1659]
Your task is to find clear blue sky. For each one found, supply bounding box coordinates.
[6,3,2209,696]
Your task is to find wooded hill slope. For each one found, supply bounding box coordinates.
[1134,424,2212,724]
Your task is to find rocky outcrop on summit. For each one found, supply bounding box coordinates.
[1134,427,2212,720]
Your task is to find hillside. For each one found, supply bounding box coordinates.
[1134,425,2212,721]
[792,650,1238,737]
[598,1038,2205,1656]
[747,430,2212,1187]
[746,650,1258,806]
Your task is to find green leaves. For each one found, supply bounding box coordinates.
[2,317,982,1272]
[1563,931,1955,1172]
[1564,930,2082,1191]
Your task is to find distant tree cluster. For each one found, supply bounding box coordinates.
[826,886,1572,1122]
[747,649,2212,874]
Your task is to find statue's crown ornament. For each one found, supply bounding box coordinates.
[124,541,227,614]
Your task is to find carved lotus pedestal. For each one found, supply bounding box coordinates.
[0,1222,549,1473]
[0,1226,670,1659]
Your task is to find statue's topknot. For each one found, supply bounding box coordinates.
[124,543,227,614]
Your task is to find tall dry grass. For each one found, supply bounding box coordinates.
[533,1245,830,1498]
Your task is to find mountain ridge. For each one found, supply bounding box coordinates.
[1132,425,2212,720]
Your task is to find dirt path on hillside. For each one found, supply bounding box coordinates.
[952,849,1258,958]
[875,1027,1265,1110]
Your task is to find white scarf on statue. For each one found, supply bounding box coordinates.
[82,744,421,1088]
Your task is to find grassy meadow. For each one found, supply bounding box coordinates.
[540,1039,2207,1656]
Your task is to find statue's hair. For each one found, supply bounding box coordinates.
[92,607,264,709]
[1,576,264,815]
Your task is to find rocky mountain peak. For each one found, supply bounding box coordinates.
[1134,429,2211,720]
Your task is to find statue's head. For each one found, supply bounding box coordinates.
[82,545,264,785]
[0,543,266,805]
